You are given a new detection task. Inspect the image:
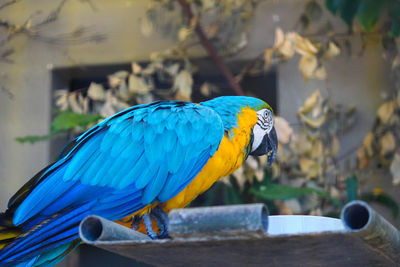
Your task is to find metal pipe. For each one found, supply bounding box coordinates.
[168,203,268,239]
[341,200,400,262]
[79,215,150,243]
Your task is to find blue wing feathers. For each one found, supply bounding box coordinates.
[142,162,169,204]
[135,160,159,191]
[83,153,109,185]
[64,132,105,182]
[131,122,144,141]
[163,130,177,153]
[110,135,130,157]
[167,141,186,174]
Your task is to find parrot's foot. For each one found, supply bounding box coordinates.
[142,207,170,240]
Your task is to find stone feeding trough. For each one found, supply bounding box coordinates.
[79,201,400,266]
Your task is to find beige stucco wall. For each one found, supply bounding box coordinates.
[0,0,397,241]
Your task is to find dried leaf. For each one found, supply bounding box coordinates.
[82,96,89,114]
[277,34,295,59]
[310,139,323,158]
[129,75,150,95]
[55,90,69,111]
[323,42,340,60]
[390,153,400,185]
[264,48,275,69]
[190,15,199,28]
[118,80,130,101]
[174,70,193,101]
[113,71,129,79]
[25,19,32,30]
[87,82,105,101]
[357,146,370,170]
[200,83,211,96]
[295,132,313,154]
[299,157,314,172]
[178,27,192,42]
[108,75,122,88]
[274,116,293,144]
[299,90,320,115]
[377,101,395,124]
[166,64,180,77]
[100,101,116,118]
[363,132,374,156]
[274,28,285,47]
[68,93,83,113]
[294,34,318,56]
[380,132,396,155]
[300,114,325,129]
[299,54,318,80]
[131,63,142,74]
[312,66,327,80]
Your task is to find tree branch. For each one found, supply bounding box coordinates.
[177,0,244,96]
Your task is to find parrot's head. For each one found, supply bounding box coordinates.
[201,96,278,167]
[249,107,278,167]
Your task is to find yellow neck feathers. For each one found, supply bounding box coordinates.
[161,107,258,211]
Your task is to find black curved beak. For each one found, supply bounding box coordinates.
[249,127,278,167]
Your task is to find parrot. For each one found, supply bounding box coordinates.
[0,96,277,266]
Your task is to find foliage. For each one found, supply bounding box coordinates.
[325,0,400,36]
[264,28,340,81]
[357,94,400,186]
[16,59,198,142]
[16,111,103,144]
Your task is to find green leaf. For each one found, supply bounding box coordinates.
[305,1,323,21]
[390,19,400,37]
[388,1,400,37]
[51,111,103,132]
[325,0,340,14]
[340,0,361,27]
[251,184,342,208]
[345,175,358,201]
[361,192,399,218]
[357,0,386,32]
[15,132,67,144]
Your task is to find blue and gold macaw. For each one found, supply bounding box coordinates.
[0,96,277,266]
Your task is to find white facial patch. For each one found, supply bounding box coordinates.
[251,109,273,152]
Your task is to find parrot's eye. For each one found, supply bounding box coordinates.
[256,109,273,133]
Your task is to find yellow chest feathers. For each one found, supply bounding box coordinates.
[161,107,258,211]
